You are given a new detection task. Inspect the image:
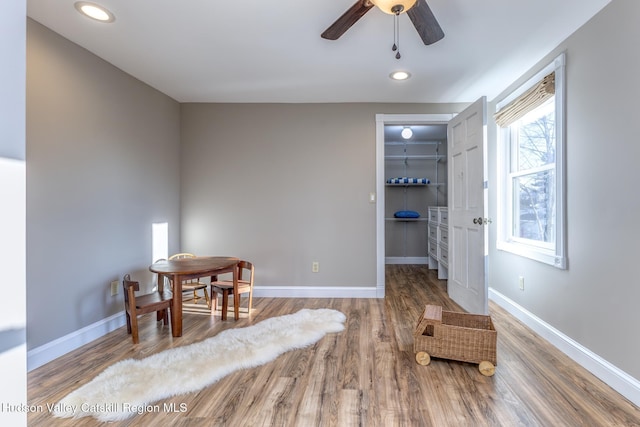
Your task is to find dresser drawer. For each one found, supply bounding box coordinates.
[428,225,438,240]
[428,207,439,222]
[438,226,449,245]
[428,239,438,257]
[439,208,448,225]
[439,244,449,267]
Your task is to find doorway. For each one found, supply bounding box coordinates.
[376,114,454,298]
[384,124,447,264]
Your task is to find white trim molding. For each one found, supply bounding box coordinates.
[495,53,567,269]
[27,312,126,372]
[375,113,456,299]
[489,288,640,407]
[252,286,378,299]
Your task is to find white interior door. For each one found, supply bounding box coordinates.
[447,97,488,314]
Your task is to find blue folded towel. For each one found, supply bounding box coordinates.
[394,210,421,218]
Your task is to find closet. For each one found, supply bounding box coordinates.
[384,125,447,264]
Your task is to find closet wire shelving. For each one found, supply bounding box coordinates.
[385,140,446,258]
[385,140,446,223]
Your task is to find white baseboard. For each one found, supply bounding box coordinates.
[27,312,125,372]
[385,257,428,264]
[27,286,378,370]
[489,288,640,407]
[252,286,378,299]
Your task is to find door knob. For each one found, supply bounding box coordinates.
[473,217,492,225]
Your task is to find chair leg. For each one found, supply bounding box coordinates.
[235,295,242,313]
[159,308,169,325]
[125,312,132,334]
[204,289,211,310]
[130,314,139,344]
[248,288,253,314]
[211,288,218,312]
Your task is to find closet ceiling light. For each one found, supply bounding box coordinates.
[74,2,115,23]
[401,127,413,139]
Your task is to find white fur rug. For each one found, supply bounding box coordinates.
[53,308,346,422]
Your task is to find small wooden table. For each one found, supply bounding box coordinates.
[150,256,240,337]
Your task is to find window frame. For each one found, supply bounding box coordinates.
[496,53,567,269]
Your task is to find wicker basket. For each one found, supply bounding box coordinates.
[413,305,497,366]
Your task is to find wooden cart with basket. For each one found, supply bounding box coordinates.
[413,304,497,376]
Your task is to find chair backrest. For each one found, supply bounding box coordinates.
[169,253,195,260]
[154,258,169,290]
[122,273,140,306]
[238,260,254,284]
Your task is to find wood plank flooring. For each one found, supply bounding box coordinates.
[27,265,640,426]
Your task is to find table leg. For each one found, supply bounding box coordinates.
[233,262,240,321]
[172,273,183,337]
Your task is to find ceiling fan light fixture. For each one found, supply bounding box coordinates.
[390,71,411,81]
[370,0,417,15]
[74,2,115,23]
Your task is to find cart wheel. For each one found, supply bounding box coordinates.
[478,361,495,376]
[415,351,431,366]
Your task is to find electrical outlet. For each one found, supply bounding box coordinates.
[312,262,319,273]
[110,280,119,296]
[518,276,525,291]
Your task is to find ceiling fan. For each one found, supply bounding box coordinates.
[321,0,444,46]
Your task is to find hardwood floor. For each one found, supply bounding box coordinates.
[27,265,640,426]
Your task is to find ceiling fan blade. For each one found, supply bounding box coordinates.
[407,0,444,45]
[321,0,374,40]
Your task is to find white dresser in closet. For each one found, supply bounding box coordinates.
[428,206,448,279]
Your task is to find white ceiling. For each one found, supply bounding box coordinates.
[26,0,610,103]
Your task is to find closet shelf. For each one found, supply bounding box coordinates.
[385,218,429,222]
[385,155,445,161]
[385,141,443,146]
[386,182,446,187]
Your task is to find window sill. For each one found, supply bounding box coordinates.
[497,240,566,269]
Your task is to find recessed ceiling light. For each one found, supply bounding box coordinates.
[390,71,411,81]
[74,2,115,23]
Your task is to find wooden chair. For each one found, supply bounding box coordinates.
[210,260,254,320]
[122,274,173,344]
[168,253,212,310]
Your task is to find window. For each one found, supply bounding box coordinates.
[152,222,168,263]
[495,53,566,269]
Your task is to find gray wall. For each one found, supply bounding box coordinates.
[488,0,640,380]
[25,0,640,389]
[26,20,181,349]
[180,103,464,288]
